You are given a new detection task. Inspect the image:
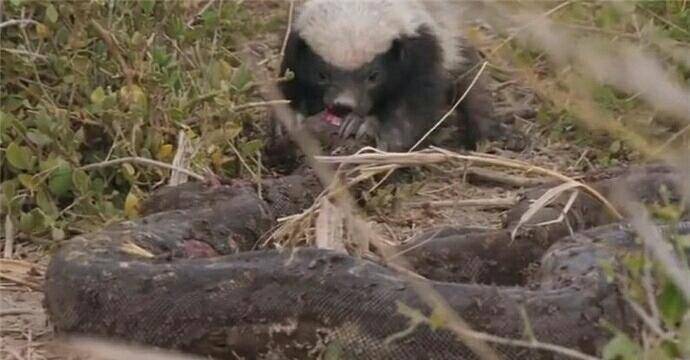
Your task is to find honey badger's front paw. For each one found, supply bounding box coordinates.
[338,114,378,140]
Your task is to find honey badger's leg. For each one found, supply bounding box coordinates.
[455,46,502,149]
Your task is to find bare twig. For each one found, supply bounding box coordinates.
[4,214,14,259]
[227,140,258,181]
[408,197,518,209]
[79,157,204,181]
[232,99,290,112]
[170,131,195,186]
[466,167,547,188]
[0,272,42,291]
[0,19,38,29]
[279,1,295,59]
[1,47,48,60]
[0,308,40,317]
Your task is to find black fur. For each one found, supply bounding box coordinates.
[279,26,494,151]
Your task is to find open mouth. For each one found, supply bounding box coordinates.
[321,106,343,127]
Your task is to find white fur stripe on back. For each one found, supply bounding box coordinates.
[295,0,465,71]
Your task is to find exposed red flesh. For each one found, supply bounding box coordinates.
[322,107,342,127]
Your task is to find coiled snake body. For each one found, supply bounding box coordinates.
[44,165,689,359]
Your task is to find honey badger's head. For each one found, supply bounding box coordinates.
[281,33,406,121]
[279,0,464,145]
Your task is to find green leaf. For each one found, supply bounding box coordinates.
[658,281,688,326]
[152,47,171,67]
[1,179,19,214]
[46,4,59,23]
[90,87,106,105]
[2,180,18,203]
[18,211,36,233]
[72,169,91,194]
[33,109,54,135]
[26,130,53,146]
[39,157,62,172]
[6,142,35,170]
[649,204,682,222]
[141,0,155,14]
[239,139,263,156]
[49,165,73,198]
[602,333,642,360]
[230,65,253,92]
[18,209,46,234]
[0,110,11,132]
[17,174,37,192]
[36,188,59,218]
[121,163,137,183]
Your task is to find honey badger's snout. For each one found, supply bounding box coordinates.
[324,86,371,118]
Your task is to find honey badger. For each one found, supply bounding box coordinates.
[278,0,500,151]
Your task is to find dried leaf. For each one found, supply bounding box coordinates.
[124,192,140,219]
[36,23,51,38]
[510,181,583,240]
[156,144,174,161]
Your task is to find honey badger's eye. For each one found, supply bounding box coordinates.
[367,71,380,82]
[317,71,329,82]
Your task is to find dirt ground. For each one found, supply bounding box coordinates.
[0,4,610,360]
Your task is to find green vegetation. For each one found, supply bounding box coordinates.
[1,0,284,239]
[503,1,689,167]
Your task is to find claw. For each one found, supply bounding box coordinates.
[355,116,378,140]
[338,114,364,139]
